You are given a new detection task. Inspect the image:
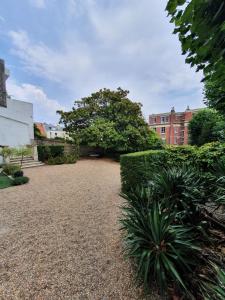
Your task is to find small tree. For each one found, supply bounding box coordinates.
[14,147,33,167]
[0,147,14,164]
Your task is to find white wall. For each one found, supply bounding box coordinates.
[0,97,34,147]
[46,130,69,139]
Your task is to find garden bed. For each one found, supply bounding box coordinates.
[0,172,13,189]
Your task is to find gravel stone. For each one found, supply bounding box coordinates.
[0,159,157,300]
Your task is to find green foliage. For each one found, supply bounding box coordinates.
[121,162,225,298]
[12,176,29,186]
[0,147,14,161]
[47,156,65,165]
[38,144,78,165]
[121,200,199,296]
[121,143,225,192]
[58,88,162,153]
[0,173,13,189]
[188,109,225,146]
[47,154,77,165]
[200,264,225,300]
[63,154,77,164]
[37,145,64,162]
[3,164,21,176]
[13,170,24,178]
[166,0,225,113]
[204,79,225,116]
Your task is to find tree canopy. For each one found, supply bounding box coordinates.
[57,88,161,152]
[188,109,225,146]
[166,1,225,113]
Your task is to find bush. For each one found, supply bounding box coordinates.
[13,170,24,177]
[12,176,29,186]
[120,143,225,192]
[37,145,64,162]
[121,200,200,296]
[3,164,21,176]
[47,156,65,165]
[63,154,77,164]
[121,165,225,298]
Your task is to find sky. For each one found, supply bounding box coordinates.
[0,0,205,123]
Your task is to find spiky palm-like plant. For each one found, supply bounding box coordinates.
[121,201,200,297]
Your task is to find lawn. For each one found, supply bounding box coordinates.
[0,172,13,189]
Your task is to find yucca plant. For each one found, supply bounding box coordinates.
[120,200,200,297]
[148,165,206,224]
[197,263,225,300]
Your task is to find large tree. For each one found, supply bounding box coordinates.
[188,109,225,146]
[58,88,161,152]
[166,1,225,113]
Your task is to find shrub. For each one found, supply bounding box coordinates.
[120,143,225,192]
[121,165,225,298]
[12,176,29,186]
[37,145,64,162]
[47,156,65,165]
[121,199,200,297]
[63,154,77,164]
[3,164,21,176]
[13,170,24,178]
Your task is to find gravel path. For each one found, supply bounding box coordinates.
[0,159,154,300]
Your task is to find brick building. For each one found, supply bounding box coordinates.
[149,106,200,145]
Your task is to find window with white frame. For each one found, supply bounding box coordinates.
[161,127,166,134]
[161,116,169,123]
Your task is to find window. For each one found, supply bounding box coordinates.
[161,116,169,123]
[174,127,178,134]
[161,127,166,134]
[55,133,57,136]
[153,127,157,132]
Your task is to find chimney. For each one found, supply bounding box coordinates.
[0,59,7,108]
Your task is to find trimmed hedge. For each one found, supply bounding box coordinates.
[12,176,29,186]
[37,145,65,162]
[120,142,225,192]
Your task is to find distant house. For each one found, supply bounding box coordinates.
[0,59,34,148]
[43,123,69,140]
[149,106,201,145]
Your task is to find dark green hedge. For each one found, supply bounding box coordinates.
[120,142,225,192]
[37,145,64,162]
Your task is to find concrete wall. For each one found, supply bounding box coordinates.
[0,97,34,147]
[46,130,68,139]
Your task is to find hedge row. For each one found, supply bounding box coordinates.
[37,145,64,162]
[120,142,225,192]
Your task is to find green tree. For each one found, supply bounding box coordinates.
[188,109,225,146]
[58,88,162,153]
[204,79,225,116]
[166,1,225,113]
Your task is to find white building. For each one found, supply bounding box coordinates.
[0,59,34,148]
[43,123,69,140]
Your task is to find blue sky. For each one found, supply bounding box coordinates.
[0,0,204,123]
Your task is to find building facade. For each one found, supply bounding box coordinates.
[149,107,200,145]
[0,59,34,148]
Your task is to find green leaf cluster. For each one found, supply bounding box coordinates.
[166,0,225,114]
[188,108,225,146]
[57,88,162,153]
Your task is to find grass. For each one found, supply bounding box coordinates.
[0,172,13,189]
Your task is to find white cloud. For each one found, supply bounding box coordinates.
[8,0,204,118]
[29,0,46,9]
[6,79,66,122]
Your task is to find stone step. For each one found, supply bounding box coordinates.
[22,162,45,169]
[10,156,33,162]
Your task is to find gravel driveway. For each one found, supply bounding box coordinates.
[0,159,153,300]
